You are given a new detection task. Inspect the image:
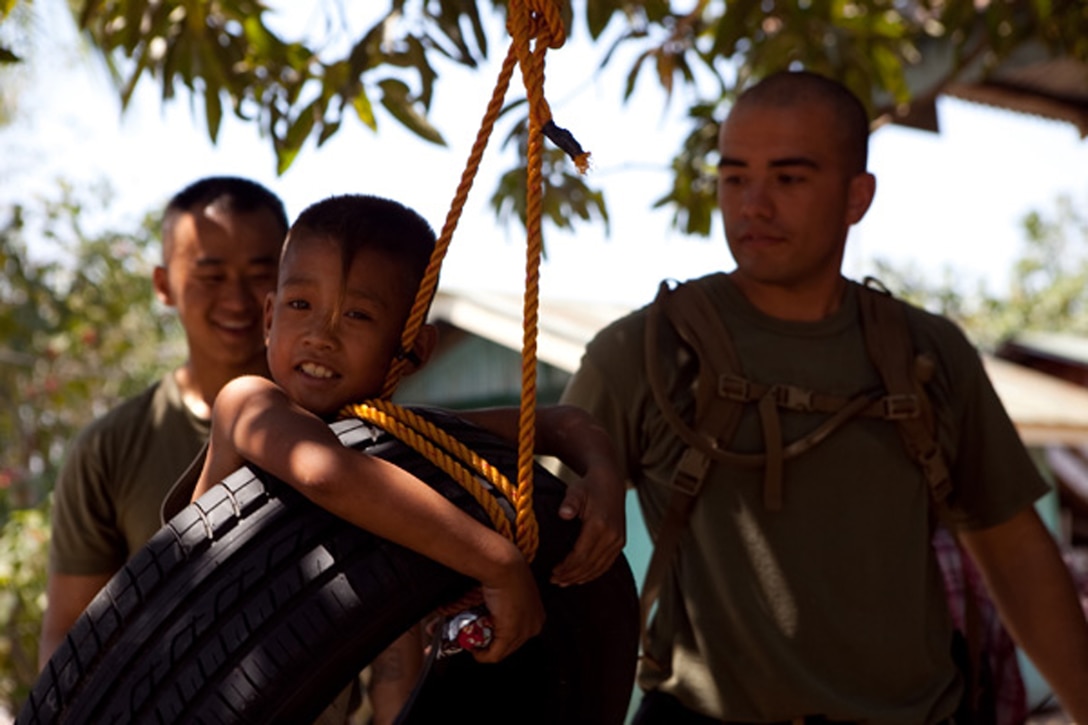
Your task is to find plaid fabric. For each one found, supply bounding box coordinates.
[933,525,1028,725]
[1064,546,1088,619]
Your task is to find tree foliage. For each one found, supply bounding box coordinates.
[0,184,181,714]
[24,0,1084,235]
[0,184,179,514]
[874,193,1088,350]
[0,505,48,711]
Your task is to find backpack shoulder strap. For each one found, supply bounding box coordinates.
[856,278,952,505]
[640,277,743,672]
[857,280,996,717]
[645,276,743,451]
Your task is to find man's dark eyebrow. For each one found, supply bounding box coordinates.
[717,156,819,169]
[194,254,278,268]
[770,157,819,169]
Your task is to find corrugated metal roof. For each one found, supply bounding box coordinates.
[946,56,1088,137]
[429,288,1088,444]
[428,289,635,374]
[1004,331,1088,367]
[886,41,1088,138]
[982,355,1088,445]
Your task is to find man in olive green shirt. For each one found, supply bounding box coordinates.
[41,176,288,666]
[562,71,1088,723]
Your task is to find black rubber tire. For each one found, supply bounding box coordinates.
[18,408,638,725]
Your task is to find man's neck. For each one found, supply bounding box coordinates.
[174,359,270,420]
[729,273,848,322]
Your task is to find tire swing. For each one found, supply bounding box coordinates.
[18,1,638,724]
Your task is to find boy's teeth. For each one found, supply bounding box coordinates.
[300,362,334,378]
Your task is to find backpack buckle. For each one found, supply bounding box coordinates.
[883,394,919,420]
[670,448,711,496]
[775,385,813,412]
[718,374,752,401]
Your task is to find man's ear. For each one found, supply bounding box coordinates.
[846,171,876,226]
[404,324,439,374]
[152,266,174,307]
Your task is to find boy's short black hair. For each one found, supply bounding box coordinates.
[162,176,289,260]
[286,194,437,299]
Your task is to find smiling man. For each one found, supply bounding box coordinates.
[39,176,288,667]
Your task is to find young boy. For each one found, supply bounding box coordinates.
[189,194,625,722]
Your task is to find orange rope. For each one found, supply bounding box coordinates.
[342,401,516,541]
[343,0,587,568]
[379,42,520,400]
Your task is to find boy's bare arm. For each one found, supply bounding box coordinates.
[191,375,268,501]
[459,404,626,586]
[200,376,543,663]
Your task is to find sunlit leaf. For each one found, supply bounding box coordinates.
[317,119,342,146]
[431,0,481,66]
[353,90,377,130]
[285,98,319,153]
[378,78,445,145]
[204,82,223,142]
[276,142,300,175]
[242,15,277,57]
[623,49,653,101]
[585,0,620,40]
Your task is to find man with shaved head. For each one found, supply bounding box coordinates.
[563,71,1088,723]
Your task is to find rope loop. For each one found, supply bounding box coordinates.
[507,0,567,51]
[342,0,590,604]
[342,401,537,548]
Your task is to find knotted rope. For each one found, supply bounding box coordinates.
[343,0,589,568]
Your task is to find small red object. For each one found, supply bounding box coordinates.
[439,607,494,658]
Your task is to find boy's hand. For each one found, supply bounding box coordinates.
[550,463,625,587]
[474,549,545,663]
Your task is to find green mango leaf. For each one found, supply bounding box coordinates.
[285,98,319,153]
[204,83,223,142]
[623,49,652,101]
[378,78,446,145]
[276,142,301,175]
[317,119,342,146]
[353,90,378,130]
[432,0,480,66]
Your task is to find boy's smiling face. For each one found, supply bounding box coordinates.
[264,233,414,417]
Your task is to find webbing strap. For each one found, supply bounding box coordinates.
[758,392,785,510]
[636,449,707,672]
[720,375,921,420]
[642,280,742,669]
[856,285,987,712]
[640,280,889,669]
[644,282,893,482]
[644,280,743,480]
[639,277,954,678]
[857,281,952,504]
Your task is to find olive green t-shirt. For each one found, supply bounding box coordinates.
[561,274,1047,724]
[49,371,210,575]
